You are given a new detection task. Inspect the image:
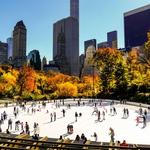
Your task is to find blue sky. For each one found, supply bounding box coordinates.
[0,0,150,61]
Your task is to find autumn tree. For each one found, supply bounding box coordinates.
[139,31,150,69]
[16,66,36,96]
[56,82,77,98]
[0,66,18,97]
[93,48,120,94]
[114,56,129,98]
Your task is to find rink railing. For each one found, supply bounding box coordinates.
[0,135,150,150]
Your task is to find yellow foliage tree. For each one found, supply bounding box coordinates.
[56,82,77,98]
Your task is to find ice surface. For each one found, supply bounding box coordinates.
[0,99,150,145]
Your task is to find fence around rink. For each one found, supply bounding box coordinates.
[0,133,150,150]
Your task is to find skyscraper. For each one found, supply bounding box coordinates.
[7,37,13,59]
[53,0,79,75]
[13,20,27,67]
[53,17,79,75]
[41,56,47,71]
[84,39,96,54]
[124,4,150,49]
[27,50,41,70]
[0,41,8,64]
[107,31,118,49]
[70,0,79,21]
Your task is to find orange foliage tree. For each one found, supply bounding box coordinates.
[56,82,77,98]
[17,66,36,96]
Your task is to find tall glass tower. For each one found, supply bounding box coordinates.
[70,0,79,21]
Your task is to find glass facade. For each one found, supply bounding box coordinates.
[124,6,150,48]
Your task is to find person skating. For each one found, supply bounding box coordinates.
[143,115,146,128]
[8,118,12,130]
[75,112,78,122]
[62,109,65,117]
[91,132,97,142]
[123,108,126,118]
[102,111,105,120]
[3,111,7,120]
[113,107,117,115]
[50,113,53,122]
[25,122,30,134]
[92,106,98,115]
[136,116,139,126]
[98,111,101,121]
[126,109,129,118]
[54,112,56,121]
[144,109,147,118]
[109,127,115,143]
[15,120,20,131]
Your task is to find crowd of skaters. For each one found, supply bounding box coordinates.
[0,102,44,137]
[135,105,148,127]
[0,99,150,145]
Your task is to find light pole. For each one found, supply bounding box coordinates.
[92,64,95,101]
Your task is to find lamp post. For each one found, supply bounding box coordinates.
[92,64,95,101]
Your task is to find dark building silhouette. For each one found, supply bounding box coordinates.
[41,56,47,71]
[97,42,109,49]
[13,20,27,67]
[124,4,150,49]
[53,17,79,75]
[107,31,118,49]
[27,50,41,70]
[53,0,79,76]
[0,41,8,64]
[70,0,79,21]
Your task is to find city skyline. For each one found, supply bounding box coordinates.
[0,0,150,61]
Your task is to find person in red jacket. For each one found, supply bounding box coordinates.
[120,140,129,147]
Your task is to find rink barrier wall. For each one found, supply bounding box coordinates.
[1,98,150,108]
[0,133,150,149]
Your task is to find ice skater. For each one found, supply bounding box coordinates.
[25,122,30,134]
[91,132,97,142]
[144,109,147,118]
[54,112,56,121]
[136,116,140,126]
[102,111,105,120]
[75,112,78,122]
[8,118,12,130]
[123,108,126,118]
[50,113,53,122]
[109,127,115,143]
[97,111,101,121]
[62,109,65,117]
[92,106,98,115]
[143,115,146,128]
[126,109,129,118]
[15,120,20,131]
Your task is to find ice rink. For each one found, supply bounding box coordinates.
[0,99,150,145]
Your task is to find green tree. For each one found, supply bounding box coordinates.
[93,48,120,94]
[139,31,150,69]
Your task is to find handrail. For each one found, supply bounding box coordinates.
[1,135,150,149]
